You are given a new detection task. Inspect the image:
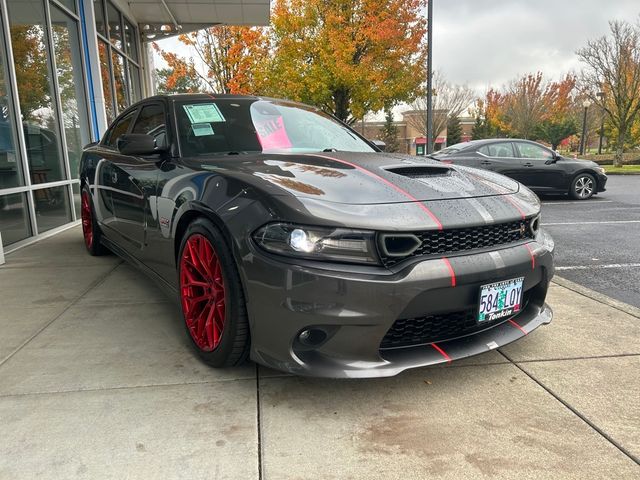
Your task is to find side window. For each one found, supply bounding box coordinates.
[104,110,136,148]
[516,142,554,160]
[479,143,515,157]
[131,104,167,148]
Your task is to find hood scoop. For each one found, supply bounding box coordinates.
[385,165,452,179]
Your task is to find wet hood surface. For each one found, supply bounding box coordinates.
[189,151,520,205]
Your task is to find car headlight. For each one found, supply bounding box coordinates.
[595,167,606,175]
[253,223,380,264]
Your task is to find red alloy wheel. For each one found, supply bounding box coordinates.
[179,234,226,351]
[81,191,93,249]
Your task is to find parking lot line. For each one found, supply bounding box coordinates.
[543,220,640,226]
[556,263,640,271]
[542,200,614,205]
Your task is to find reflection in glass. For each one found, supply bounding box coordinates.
[8,0,65,184]
[124,19,138,61]
[34,185,71,233]
[72,182,80,219]
[0,16,23,189]
[106,1,122,50]
[128,64,141,103]
[58,0,77,13]
[0,193,31,245]
[51,5,90,180]
[94,0,106,36]
[112,51,127,112]
[98,40,115,123]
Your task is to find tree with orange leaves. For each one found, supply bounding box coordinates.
[154,25,269,95]
[266,0,428,124]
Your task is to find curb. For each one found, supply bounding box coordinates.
[552,276,640,319]
[604,172,640,175]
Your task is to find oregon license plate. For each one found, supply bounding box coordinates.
[478,277,524,323]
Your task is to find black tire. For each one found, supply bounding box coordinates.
[81,186,109,256]
[569,173,596,200]
[177,217,250,367]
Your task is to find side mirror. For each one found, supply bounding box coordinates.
[117,134,164,156]
[370,139,386,151]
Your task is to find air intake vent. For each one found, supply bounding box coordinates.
[385,166,451,178]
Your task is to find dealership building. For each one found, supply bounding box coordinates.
[0,0,269,259]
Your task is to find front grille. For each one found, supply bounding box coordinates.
[379,218,534,267]
[380,296,529,350]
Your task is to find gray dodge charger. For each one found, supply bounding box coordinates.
[79,94,555,378]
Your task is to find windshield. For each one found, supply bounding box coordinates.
[435,143,467,156]
[175,99,375,156]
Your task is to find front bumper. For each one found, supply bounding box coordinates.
[596,173,608,192]
[243,234,554,378]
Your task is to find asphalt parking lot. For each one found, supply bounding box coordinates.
[1,179,639,479]
[540,176,640,308]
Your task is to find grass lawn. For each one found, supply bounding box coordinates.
[603,165,640,174]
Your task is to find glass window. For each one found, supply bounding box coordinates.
[72,182,80,219]
[104,109,135,147]
[0,192,31,245]
[480,143,515,158]
[111,51,127,112]
[57,0,77,13]
[0,18,23,189]
[106,1,122,50]
[132,104,166,147]
[98,40,115,123]
[124,19,138,61]
[516,142,554,160]
[176,100,374,156]
[51,5,91,180]
[8,0,66,184]
[93,0,106,36]
[33,185,72,233]
[128,63,141,103]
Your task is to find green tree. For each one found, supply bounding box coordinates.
[446,115,462,146]
[379,110,400,152]
[534,118,578,150]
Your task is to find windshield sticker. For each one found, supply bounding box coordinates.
[183,103,225,124]
[192,123,214,137]
[254,116,292,151]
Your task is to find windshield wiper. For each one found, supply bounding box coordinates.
[322,148,338,152]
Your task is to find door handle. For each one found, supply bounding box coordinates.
[523,162,534,167]
[480,161,492,166]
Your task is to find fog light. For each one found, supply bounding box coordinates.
[298,328,328,346]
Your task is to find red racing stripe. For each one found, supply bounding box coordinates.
[304,153,443,230]
[431,343,452,363]
[524,242,535,270]
[442,257,457,287]
[508,319,528,335]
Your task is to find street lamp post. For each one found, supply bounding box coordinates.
[425,0,433,155]
[596,91,605,155]
[579,99,591,155]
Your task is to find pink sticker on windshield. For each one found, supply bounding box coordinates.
[255,116,292,151]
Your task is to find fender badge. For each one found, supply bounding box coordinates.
[159,217,170,227]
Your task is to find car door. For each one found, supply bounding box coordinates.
[109,102,168,256]
[476,142,523,179]
[513,141,566,190]
[94,109,137,235]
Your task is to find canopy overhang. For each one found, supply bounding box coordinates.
[129,0,271,40]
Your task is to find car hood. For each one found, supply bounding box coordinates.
[192,151,520,205]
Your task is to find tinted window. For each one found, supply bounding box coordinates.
[479,143,515,157]
[175,99,374,157]
[132,104,167,148]
[516,142,553,160]
[104,110,136,148]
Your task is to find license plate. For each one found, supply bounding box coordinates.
[478,277,524,323]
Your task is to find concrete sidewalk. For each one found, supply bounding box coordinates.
[1,226,638,479]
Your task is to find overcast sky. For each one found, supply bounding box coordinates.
[434,0,639,92]
[155,0,640,95]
